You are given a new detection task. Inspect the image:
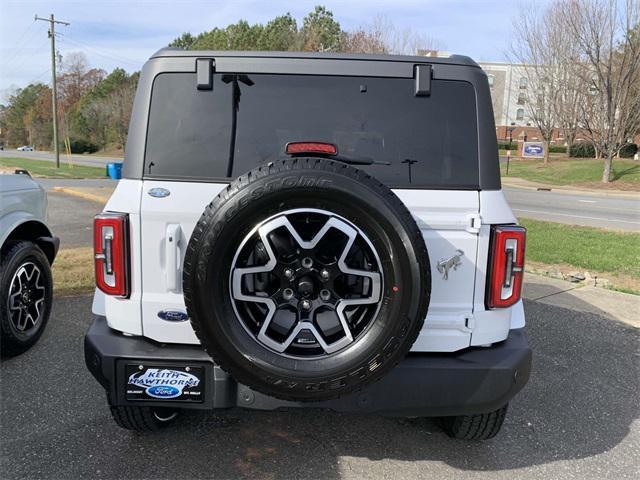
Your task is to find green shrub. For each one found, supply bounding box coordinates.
[569,142,596,158]
[549,145,567,154]
[68,138,98,154]
[619,143,638,158]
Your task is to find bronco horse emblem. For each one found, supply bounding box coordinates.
[437,250,464,280]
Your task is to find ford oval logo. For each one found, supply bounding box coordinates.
[158,310,189,322]
[148,187,170,198]
[146,385,181,398]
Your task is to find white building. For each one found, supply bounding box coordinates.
[478,61,535,128]
[418,53,545,140]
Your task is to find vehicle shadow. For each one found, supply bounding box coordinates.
[158,293,638,478]
[1,290,637,479]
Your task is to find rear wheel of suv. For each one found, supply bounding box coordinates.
[0,241,53,357]
[183,158,431,402]
[110,405,179,432]
[440,404,509,440]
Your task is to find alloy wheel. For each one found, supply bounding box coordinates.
[229,209,383,358]
[7,261,46,333]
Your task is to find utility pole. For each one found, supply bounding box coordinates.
[35,14,69,168]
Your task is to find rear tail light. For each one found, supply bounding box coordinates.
[285,141,338,156]
[487,225,526,309]
[94,213,130,297]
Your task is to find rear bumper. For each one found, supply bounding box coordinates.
[85,317,531,417]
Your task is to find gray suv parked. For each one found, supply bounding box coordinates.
[1,172,58,355]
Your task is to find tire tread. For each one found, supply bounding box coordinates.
[183,158,431,402]
[109,406,169,432]
[441,404,508,440]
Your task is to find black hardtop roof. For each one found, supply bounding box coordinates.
[124,47,499,189]
[150,48,480,68]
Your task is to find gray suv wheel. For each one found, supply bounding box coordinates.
[1,241,53,356]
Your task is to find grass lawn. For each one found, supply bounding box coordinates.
[521,218,640,293]
[0,157,107,179]
[53,247,95,296]
[501,157,640,188]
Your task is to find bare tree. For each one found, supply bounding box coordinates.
[562,0,640,182]
[554,65,584,151]
[57,52,105,147]
[340,26,388,53]
[510,3,564,164]
[373,15,445,55]
[58,52,105,111]
[550,3,586,151]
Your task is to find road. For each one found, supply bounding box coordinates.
[503,187,639,231]
[32,177,640,232]
[0,149,121,167]
[1,287,638,480]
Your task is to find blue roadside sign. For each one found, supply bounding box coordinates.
[522,142,545,158]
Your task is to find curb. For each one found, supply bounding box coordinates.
[524,273,639,328]
[52,186,110,204]
[502,177,639,199]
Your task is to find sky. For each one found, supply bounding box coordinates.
[0,0,552,99]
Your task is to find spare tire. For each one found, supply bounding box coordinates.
[183,158,431,401]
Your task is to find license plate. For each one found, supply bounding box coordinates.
[125,364,204,402]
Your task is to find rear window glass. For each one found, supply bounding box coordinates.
[145,73,479,188]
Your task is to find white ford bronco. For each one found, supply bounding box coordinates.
[85,50,531,440]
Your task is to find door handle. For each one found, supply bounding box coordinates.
[165,224,182,292]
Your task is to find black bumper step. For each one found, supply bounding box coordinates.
[85,317,531,417]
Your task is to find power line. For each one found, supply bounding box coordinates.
[3,23,50,68]
[5,35,51,73]
[59,35,142,67]
[3,20,37,62]
[30,68,51,84]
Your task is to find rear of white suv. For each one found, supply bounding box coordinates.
[85,50,531,439]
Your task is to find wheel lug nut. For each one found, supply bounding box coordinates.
[300,299,312,311]
[301,257,313,269]
[320,289,331,301]
[320,269,330,280]
[284,268,294,279]
[283,288,294,300]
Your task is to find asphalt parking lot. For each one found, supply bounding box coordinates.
[1,185,638,479]
[46,190,103,247]
[1,288,638,480]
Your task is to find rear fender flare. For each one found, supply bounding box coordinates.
[0,213,57,264]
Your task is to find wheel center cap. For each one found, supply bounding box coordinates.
[296,276,315,297]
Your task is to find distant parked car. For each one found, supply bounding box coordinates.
[17,146,34,151]
[0,171,58,356]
